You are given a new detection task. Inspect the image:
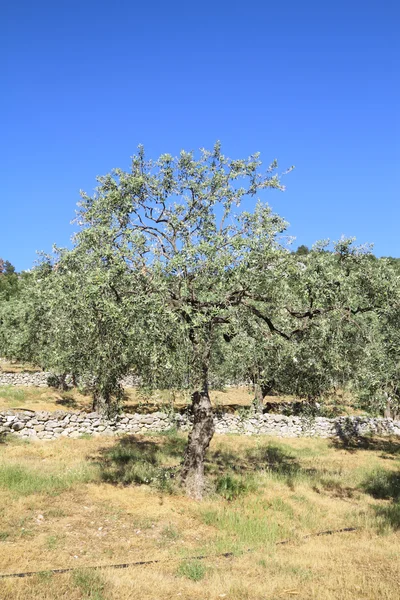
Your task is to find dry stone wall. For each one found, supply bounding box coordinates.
[0,371,50,387]
[0,371,139,388]
[1,410,399,440]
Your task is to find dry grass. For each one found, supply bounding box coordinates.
[0,360,41,373]
[0,385,280,413]
[0,384,363,416]
[0,433,399,599]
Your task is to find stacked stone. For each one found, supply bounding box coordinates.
[0,372,50,387]
[1,410,399,440]
[0,371,141,388]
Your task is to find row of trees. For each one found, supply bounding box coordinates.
[1,143,399,497]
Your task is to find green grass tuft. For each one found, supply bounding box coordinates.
[73,569,106,600]
[177,560,207,581]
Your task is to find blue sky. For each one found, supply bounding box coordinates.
[2,0,399,271]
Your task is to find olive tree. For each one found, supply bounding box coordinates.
[72,142,297,497]
[15,143,392,499]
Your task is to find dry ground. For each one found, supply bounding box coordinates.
[0,383,361,416]
[0,384,260,413]
[0,431,399,599]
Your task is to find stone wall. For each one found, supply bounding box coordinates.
[1,409,399,440]
[0,371,50,387]
[0,371,139,388]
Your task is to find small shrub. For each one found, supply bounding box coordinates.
[177,560,206,582]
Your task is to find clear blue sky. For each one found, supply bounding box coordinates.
[2,0,399,271]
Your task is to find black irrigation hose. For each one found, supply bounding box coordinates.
[0,552,236,580]
[276,526,358,545]
[0,527,359,580]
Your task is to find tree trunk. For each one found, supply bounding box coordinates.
[181,385,215,500]
[59,373,69,391]
[92,391,111,417]
[252,382,264,412]
[384,395,393,419]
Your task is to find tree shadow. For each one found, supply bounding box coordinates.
[92,434,186,489]
[206,443,316,489]
[330,436,400,459]
[55,396,79,409]
[362,469,400,530]
[362,470,400,501]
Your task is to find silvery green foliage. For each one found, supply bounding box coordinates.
[356,302,400,417]
[70,143,292,405]
[211,244,399,409]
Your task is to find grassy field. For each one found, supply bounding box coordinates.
[0,431,399,599]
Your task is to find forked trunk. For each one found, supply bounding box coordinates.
[181,386,215,500]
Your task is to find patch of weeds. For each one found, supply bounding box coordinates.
[319,477,355,499]
[258,558,268,568]
[73,569,106,600]
[268,497,295,517]
[177,560,207,582]
[215,474,257,501]
[0,531,10,541]
[36,571,54,582]
[56,395,78,409]
[3,435,31,447]
[20,528,34,538]
[245,444,309,483]
[201,500,288,548]
[284,565,314,580]
[162,523,180,540]
[228,584,252,599]
[46,507,67,518]
[79,433,93,440]
[360,469,400,532]
[133,516,154,530]
[291,494,310,504]
[45,534,62,550]
[0,386,27,405]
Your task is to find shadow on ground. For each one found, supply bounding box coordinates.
[361,469,400,530]
[330,436,400,459]
[55,396,80,409]
[206,444,310,479]
[91,434,186,490]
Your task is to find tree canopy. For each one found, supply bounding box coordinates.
[0,144,399,498]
